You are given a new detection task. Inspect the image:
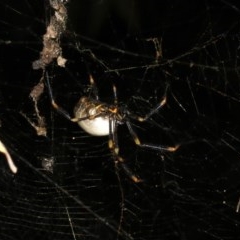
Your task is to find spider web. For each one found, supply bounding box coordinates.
[0,0,240,239]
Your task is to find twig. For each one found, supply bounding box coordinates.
[32,0,68,69]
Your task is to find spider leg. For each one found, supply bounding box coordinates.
[112,84,118,105]
[108,117,118,154]
[125,84,179,151]
[130,84,168,122]
[126,121,179,152]
[109,117,142,183]
[45,72,103,122]
[45,72,73,120]
[88,74,99,100]
[117,156,142,183]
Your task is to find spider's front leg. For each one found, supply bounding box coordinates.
[45,72,104,124]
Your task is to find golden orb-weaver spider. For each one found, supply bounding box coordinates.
[46,73,179,182]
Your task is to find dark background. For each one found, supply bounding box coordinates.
[0,0,240,239]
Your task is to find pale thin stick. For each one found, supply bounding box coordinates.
[0,140,17,174]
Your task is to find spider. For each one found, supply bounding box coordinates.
[45,73,179,182]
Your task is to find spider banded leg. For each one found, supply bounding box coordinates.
[126,121,179,152]
[109,84,141,182]
[130,84,169,122]
[108,117,142,183]
[88,74,99,100]
[108,82,119,153]
[112,84,118,105]
[127,84,179,151]
[45,72,73,120]
[45,72,103,122]
[88,73,118,105]
[108,117,118,154]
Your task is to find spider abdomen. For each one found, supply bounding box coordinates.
[74,97,110,136]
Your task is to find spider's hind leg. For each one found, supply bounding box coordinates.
[109,117,142,183]
[115,156,143,183]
